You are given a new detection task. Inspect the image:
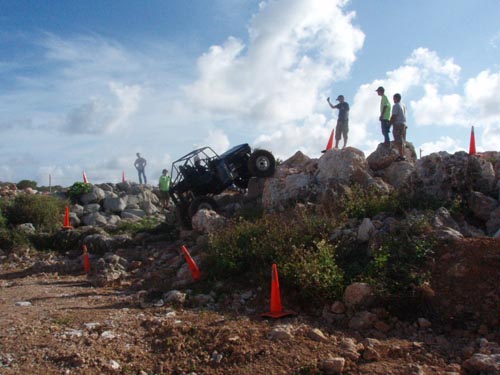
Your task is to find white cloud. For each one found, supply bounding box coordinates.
[185,0,365,129]
[464,70,500,122]
[489,32,500,48]
[410,84,467,126]
[405,48,461,84]
[63,82,141,134]
[419,136,465,156]
[205,129,231,154]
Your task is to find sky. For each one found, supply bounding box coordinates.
[1,0,499,187]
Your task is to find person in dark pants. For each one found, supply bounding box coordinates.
[134,152,147,184]
[327,95,350,149]
[376,86,391,145]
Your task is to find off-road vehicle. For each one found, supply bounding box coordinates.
[169,143,275,225]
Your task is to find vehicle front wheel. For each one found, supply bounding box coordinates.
[188,196,218,218]
[248,149,275,177]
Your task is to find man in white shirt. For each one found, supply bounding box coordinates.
[390,93,407,161]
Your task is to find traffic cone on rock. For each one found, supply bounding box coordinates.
[82,245,90,274]
[262,263,296,319]
[469,126,476,155]
[62,206,73,230]
[83,171,89,184]
[321,129,335,153]
[122,170,126,183]
[181,245,200,281]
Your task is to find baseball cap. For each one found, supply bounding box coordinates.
[336,95,344,100]
[375,86,385,92]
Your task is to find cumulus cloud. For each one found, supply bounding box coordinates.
[63,82,141,134]
[185,0,365,129]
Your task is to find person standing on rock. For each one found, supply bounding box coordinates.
[134,153,147,184]
[376,86,391,145]
[158,169,171,208]
[327,95,350,149]
[390,93,407,161]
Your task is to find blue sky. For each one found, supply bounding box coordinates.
[1,0,499,186]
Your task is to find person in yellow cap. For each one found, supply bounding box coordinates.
[158,169,171,208]
[327,94,350,149]
[376,86,391,145]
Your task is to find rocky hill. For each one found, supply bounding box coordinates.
[0,143,499,374]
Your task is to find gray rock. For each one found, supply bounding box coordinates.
[316,147,373,188]
[82,212,108,226]
[192,209,226,233]
[320,357,345,374]
[307,328,328,342]
[84,203,101,214]
[468,191,499,221]
[343,282,374,308]
[163,290,187,304]
[349,311,377,330]
[357,218,375,242]
[16,223,36,234]
[463,353,500,374]
[103,196,128,213]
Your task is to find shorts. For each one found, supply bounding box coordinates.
[160,190,170,201]
[335,119,349,141]
[393,123,406,144]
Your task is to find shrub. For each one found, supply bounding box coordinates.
[16,179,37,190]
[206,208,344,304]
[67,182,92,202]
[4,194,67,232]
[361,217,434,295]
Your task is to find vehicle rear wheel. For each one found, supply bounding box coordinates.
[248,149,275,177]
[188,196,218,218]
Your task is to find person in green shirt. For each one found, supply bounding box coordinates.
[376,86,391,145]
[159,169,171,208]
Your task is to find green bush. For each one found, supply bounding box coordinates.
[3,194,67,232]
[16,179,37,190]
[67,182,92,202]
[361,217,434,295]
[206,209,343,304]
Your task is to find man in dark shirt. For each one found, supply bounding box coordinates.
[327,95,350,149]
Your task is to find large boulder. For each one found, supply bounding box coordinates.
[103,196,128,213]
[316,147,373,188]
[468,191,499,221]
[191,209,227,233]
[415,152,497,202]
[367,142,417,171]
[262,172,315,210]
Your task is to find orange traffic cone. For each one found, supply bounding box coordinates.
[122,170,126,183]
[82,245,90,274]
[83,171,89,184]
[62,206,73,229]
[262,263,296,319]
[322,129,335,153]
[469,126,476,155]
[181,245,200,281]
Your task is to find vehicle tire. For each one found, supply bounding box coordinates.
[248,149,275,177]
[188,196,218,218]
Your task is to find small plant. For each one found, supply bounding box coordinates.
[67,181,92,202]
[3,194,67,232]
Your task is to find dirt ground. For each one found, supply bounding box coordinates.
[0,237,499,375]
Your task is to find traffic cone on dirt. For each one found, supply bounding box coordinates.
[122,170,126,183]
[469,126,476,155]
[82,245,90,274]
[321,129,335,153]
[62,206,73,230]
[262,263,296,319]
[83,171,89,184]
[181,245,200,281]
